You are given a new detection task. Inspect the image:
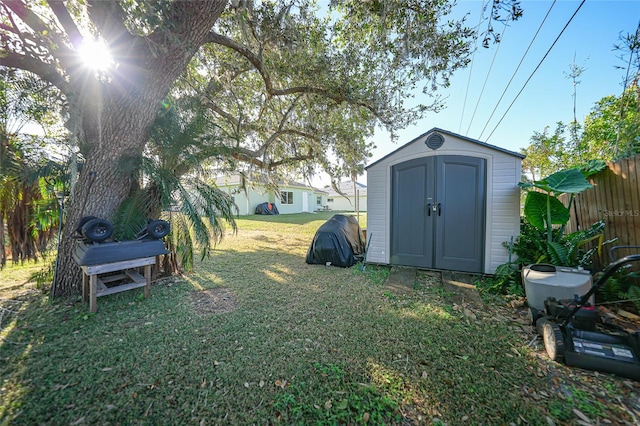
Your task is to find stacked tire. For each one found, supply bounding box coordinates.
[76,216,114,243]
[76,217,170,243]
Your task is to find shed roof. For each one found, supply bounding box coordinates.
[324,180,367,197]
[365,127,525,170]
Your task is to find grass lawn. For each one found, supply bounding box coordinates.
[1,211,639,424]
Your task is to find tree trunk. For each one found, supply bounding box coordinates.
[52,1,228,297]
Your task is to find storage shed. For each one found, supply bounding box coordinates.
[365,128,524,274]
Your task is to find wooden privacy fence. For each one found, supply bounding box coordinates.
[563,155,640,267]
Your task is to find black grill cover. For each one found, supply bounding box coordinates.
[255,202,279,215]
[305,214,366,267]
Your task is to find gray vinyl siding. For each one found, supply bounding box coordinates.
[365,164,389,264]
[487,155,521,272]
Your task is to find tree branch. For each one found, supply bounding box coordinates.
[146,1,228,61]
[3,1,49,37]
[1,1,79,76]
[0,52,70,96]
[47,0,83,49]
[229,148,267,168]
[3,0,69,55]
[207,32,271,90]
[206,31,387,122]
[268,152,315,169]
[204,100,241,129]
[203,97,319,157]
[86,0,137,47]
[0,22,20,35]
[228,148,315,171]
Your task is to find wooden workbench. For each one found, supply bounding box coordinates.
[80,256,156,313]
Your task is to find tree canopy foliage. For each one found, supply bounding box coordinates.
[172,0,484,182]
[581,85,640,160]
[521,84,640,181]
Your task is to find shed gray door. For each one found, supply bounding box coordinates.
[391,155,486,273]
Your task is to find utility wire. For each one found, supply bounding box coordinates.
[478,0,557,140]
[458,0,488,133]
[465,20,509,135]
[485,0,586,142]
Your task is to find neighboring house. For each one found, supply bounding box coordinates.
[324,180,367,212]
[214,174,328,215]
[366,128,524,275]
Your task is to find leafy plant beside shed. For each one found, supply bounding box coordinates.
[486,161,608,295]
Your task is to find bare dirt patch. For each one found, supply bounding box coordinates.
[190,287,238,315]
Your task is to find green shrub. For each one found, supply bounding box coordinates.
[483,219,606,297]
[597,265,640,312]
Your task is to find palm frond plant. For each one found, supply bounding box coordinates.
[0,137,21,268]
[0,135,66,269]
[112,101,238,275]
[165,178,238,272]
[0,67,66,270]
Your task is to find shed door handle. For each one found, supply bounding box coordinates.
[437,203,442,216]
[427,203,432,216]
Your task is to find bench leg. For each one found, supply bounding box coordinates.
[89,274,97,313]
[144,264,151,299]
[82,272,88,303]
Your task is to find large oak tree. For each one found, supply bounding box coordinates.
[0,0,520,296]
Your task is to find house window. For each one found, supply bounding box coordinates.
[327,198,334,203]
[280,191,294,204]
[316,196,322,205]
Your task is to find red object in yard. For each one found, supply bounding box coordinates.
[268,202,272,210]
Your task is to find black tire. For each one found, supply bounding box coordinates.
[82,218,114,242]
[539,319,565,362]
[76,216,99,236]
[527,307,543,326]
[146,220,170,239]
[536,316,547,335]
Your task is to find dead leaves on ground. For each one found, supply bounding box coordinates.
[482,295,640,425]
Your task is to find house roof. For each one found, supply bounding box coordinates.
[365,127,525,170]
[214,174,327,194]
[324,180,367,197]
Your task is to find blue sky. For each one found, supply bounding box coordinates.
[367,0,640,166]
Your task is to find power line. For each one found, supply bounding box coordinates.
[485,0,586,142]
[465,21,509,135]
[478,0,557,140]
[458,0,488,134]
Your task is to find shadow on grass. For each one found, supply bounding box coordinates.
[0,242,631,424]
